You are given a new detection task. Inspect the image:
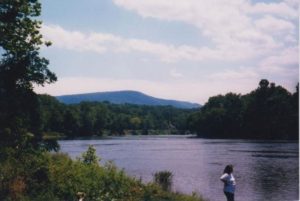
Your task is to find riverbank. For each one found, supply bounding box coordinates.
[0,146,207,201]
[59,136,299,201]
[43,130,195,141]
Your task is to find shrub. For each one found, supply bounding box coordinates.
[154,171,173,191]
[0,147,207,201]
[81,145,100,165]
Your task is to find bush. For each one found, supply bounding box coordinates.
[0,147,206,201]
[0,148,53,201]
[154,171,173,191]
[81,145,100,165]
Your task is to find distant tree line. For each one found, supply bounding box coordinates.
[188,79,299,140]
[38,96,194,137]
[38,79,298,140]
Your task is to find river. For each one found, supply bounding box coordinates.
[59,135,299,201]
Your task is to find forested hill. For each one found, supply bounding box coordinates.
[56,90,201,109]
[39,79,298,139]
[39,95,195,137]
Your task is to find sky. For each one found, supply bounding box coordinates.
[34,0,299,104]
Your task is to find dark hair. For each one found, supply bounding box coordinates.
[223,165,233,174]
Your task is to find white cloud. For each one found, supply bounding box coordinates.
[248,2,298,19]
[42,24,261,62]
[112,0,298,64]
[284,34,297,43]
[209,68,259,80]
[42,0,299,65]
[284,0,299,8]
[259,65,288,74]
[255,15,295,35]
[170,69,183,78]
[41,25,120,53]
[260,46,298,67]
[110,0,298,82]
[259,46,299,76]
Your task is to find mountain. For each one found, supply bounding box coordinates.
[56,90,201,109]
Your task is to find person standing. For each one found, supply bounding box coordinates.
[220,165,236,201]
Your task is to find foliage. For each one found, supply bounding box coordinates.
[189,80,299,140]
[38,80,298,140]
[0,148,56,201]
[37,95,195,137]
[81,145,100,165]
[0,0,57,150]
[154,171,173,192]
[0,147,206,201]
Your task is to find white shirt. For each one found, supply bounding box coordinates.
[220,173,236,193]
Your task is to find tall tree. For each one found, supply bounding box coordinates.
[0,0,56,150]
[243,81,294,139]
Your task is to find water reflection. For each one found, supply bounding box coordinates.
[246,142,299,201]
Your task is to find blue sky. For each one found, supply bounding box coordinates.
[35,0,299,104]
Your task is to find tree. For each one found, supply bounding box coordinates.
[0,0,57,150]
[81,145,100,165]
[0,0,56,90]
[291,83,299,139]
[79,102,97,136]
[63,107,81,137]
[190,93,243,138]
[190,79,298,140]
[130,116,142,130]
[259,79,269,89]
[243,80,294,139]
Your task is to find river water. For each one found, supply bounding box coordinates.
[59,135,299,201]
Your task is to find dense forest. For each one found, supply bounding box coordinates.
[188,79,299,140]
[38,95,194,137]
[38,78,299,140]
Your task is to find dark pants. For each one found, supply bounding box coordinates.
[224,191,234,201]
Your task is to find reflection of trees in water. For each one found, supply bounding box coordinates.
[250,157,299,200]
